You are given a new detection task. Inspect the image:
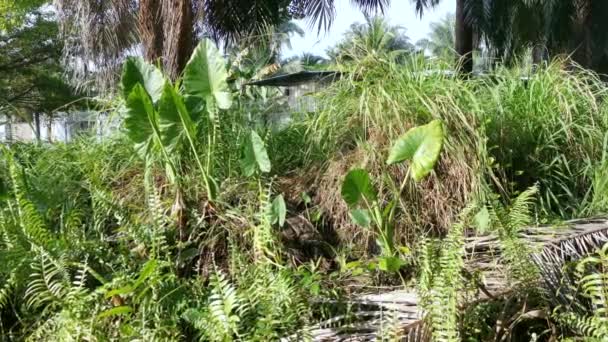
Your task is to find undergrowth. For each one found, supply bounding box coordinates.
[0,42,607,341]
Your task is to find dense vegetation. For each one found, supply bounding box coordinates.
[0,32,607,340]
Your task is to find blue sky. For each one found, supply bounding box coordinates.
[284,0,453,58]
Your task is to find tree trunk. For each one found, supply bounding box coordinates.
[455,0,474,74]
[47,115,53,143]
[162,0,195,80]
[139,0,195,79]
[572,0,592,69]
[34,113,41,142]
[139,0,164,62]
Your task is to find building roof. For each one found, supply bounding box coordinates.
[247,71,342,87]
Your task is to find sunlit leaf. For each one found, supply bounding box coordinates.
[474,206,490,233]
[97,306,133,319]
[132,259,157,290]
[378,256,405,272]
[124,84,158,158]
[157,82,196,153]
[183,39,232,111]
[121,57,164,102]
[386,119,444,181]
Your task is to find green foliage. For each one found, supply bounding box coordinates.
[341,120,444,262]
[487,186,540,284]
[418,205,474,342]
[4,16,608,340]
[241,130,272,177]
[183,40,233,111]
[327,16,415,62]
[183,266,314,341]
[386,119,444,181]
[416,13,455,60]
[0,0,48,30]
[121,57,165,103]
[0,10,84,124]
[124,83,159,158]
[269,194,286,227]
[341,168,376,206]
[121,39,233,201]
[554,242,608,339]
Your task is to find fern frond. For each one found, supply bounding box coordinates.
[0,271,17,309]
[25,249,70,310]
[418,203,476,342]
[505,185,538,234]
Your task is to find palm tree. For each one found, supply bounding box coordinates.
[415,0,608,74]
[416,13,455,59]
[53,0,388,87]
[227,20,306,82]
[327,16,414,62]
[280,53,328,73]
[413,0,473,73]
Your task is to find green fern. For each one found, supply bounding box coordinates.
[487,186,540,285]
[183,271,245,341]
[554,242,608,339]
[25,249,70,310]
[418,204,476,342]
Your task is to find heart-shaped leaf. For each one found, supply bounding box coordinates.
[241,130,271,176]
[386,119,444,181]
[269,194,287,227]
[182,39,232,111]
[341,169,376,206]
[157,82,196,153]
[124,84,159,158]
[349,208,371,227]
[121,57,164,102]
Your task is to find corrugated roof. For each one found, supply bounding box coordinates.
[247,71,342,87]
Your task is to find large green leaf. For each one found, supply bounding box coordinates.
[124,84,158,158]
[349,208,371,227]
[121,57,164,103]
[386,120,444,181]
[182,39,232,110]
[378,256,405,272]
[241,130,271,176]
[269,194,287,227]
[158,82,196,153]
[341,169,376,206]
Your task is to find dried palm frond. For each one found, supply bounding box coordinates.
[532,218,608,310]
[54,0,139,92]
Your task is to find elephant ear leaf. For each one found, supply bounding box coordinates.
[269,194,287,227]
[241,130,271,177]
[182,39,232,111]
[121,57,164,103]
[157,82,196,153]
[341,169,376,206]
[386,119,444,181]
[124,84,158,159]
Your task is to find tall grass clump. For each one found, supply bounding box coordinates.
[307,53,486,250]
[305,54,608,250]
[479,61,608,218]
